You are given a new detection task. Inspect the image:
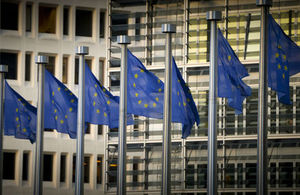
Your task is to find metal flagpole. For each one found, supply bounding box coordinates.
[0,65,8,195]
[117,35,130,195]
[34,55,49,195]
[256,0,272,195]
[161,23,176,195]
[206,11,222,195]
[75,46,89,195]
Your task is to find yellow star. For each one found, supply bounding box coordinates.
[96,109,100,113]
[69,107,73,112]
[133,83,136,88]
[71,99,75,103]
[178,102,181,106]
[275,53,279,58]
[55,116,58,120]
[64,88,68,91]
[135,93,139,97]
[58,87,61,91]
[69,92,72,96]
[138,100,142,104]
[278,64,281,69]
[284,65,288,71]
[52,91,55,96]
[183,102,187,106]
[134,73,138,78]
[177,79,180,83]
[140,69,144,73]
[22,128,27,132]
[187,98,190,102]
[94,92,98,97]
[93,101,96,106]
[16,117,19,121]
[283,54,286,60]
[155,97,159,102]
[54,109,57,113]
[158,88,162,92]
[228,55,231,61]
[153,103,156,107]
[52,100,55,104]
[102,88,106,92]
[107,100,111,105]
[65,115,68,119]
[60,120,64,124]
[18,98,21,101]
[95,84,98,88]
[144,104,148,108]
[278,44,281,49]
[177,91,179,96]
[17,124,20,128]
[158,79,160,83]
[104,112,107,117]
[16,108,18,112]
[282,73,285,79]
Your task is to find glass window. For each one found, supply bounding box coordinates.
[297,87,300,133]
[60,154,66,182]
[46,56,55,75]
[279,88,293,134]
[63,7,69,35]
[97,156,103,184]
[132,158,139,186]
[43,154,53,181]
[237,163,243,188]
[76,9,93,37]
[197,164,207,188]
[270,90,277,134]
[225,106,235,135]
[108,158,117,187]
[84,156,90,183]
[3,152,15,180]
[99,59,105,84]
[135,16,141,40]
[26,3,32,32]
[98,125,103,135]
[224,164,235,188]
[296,162,300,187]
[109,72,120,89]
[270,162,276,187]
[86,123,90,134]
[22,152,29,181]
[25,53,31,81]
[245,163,256,188]
[99,11,105,38]
[62,56,68,84]
[111,13,128,36]
[279,162,293,187]
[186,164,194,189]
[0,52,18,80]
[246,89,258,135]
[75,58,91,84]
[1,2,18,30]
[39,5,57,34]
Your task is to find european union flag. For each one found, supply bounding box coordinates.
[85,64,133,128]
[217,28,252,114]
[4,81,36,143]
[44,70,78,138]
[268,14,300,104]
[127,49,199,138]
[127,49,164,119]
[171,58,200,138]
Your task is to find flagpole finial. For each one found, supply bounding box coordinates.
[76,46,89,55]
[35,55,49,64]
[206,11,222,21]
[117,35,131,44]
[0,65,8,73]
[256,0,272,6]
[162,24,176,33]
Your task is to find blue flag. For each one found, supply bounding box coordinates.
[171,58,200,138]
[44,70,78,138]
[217,28,252,114]
[85,64,133,128]
[4,81,36,143]
[127,49,199,138]
[268,14,300,104]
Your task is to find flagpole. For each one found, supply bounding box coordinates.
[206,11,221,195]
[0,65,8,195]
[34,55,48,195]
[256,1,272,195]
[117,35,130,195]
[161,23,176,195]
[75,46,88,195]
